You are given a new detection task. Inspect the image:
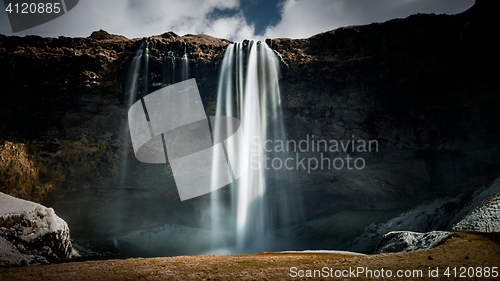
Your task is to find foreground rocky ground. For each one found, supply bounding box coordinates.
[0,232,498,280]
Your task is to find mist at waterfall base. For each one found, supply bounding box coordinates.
[113,40,304,256]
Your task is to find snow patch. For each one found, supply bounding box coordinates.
[377,231,453,253]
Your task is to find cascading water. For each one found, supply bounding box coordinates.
[119,39,301,255]
[119,41,147,188]
[181,43,189,81]
[211,40,303,253]
[141,42,150,97]
[114,41,149,235]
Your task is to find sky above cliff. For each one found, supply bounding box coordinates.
[1,0,474,41]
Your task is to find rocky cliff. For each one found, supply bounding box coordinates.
[0,0,499,248]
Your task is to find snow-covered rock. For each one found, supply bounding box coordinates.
[343,196,463,254]
[376,231,453,253]
[0,192,72,266]
[344,177,500,254]
[453,191,500,233]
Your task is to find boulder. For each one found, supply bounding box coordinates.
[0,236,30,266]
[453,191,500,233]
[0,192,72,266]
[376,231,453,253]
[345,177,500,253]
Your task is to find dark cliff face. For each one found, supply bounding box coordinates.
[273,2,500,216]
[0,1,499,240]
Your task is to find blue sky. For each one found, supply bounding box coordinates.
[239,0,282,36]
[0,0,474,41]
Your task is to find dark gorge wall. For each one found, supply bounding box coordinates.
[0,0,499,240]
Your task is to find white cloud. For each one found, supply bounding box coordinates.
[0,0,475,40]
[203,15,257,41]
[0,0,255,41]
[116,0,242,37]
[263,0,352,39]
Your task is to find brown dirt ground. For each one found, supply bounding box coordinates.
[1,232,499,280]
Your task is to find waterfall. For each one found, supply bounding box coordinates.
[126,42,144,108]
[120,40,302,254]
[119,41,146,188]
[164,45,175,85]
[114,41,149,235]
[211,40,303,253]
[181,43,189,81]
[141,42,150,97]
